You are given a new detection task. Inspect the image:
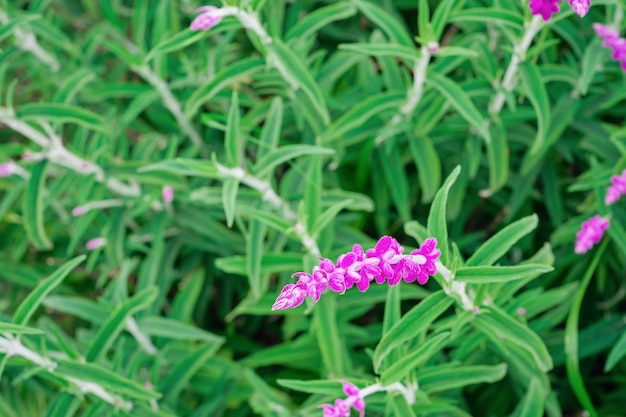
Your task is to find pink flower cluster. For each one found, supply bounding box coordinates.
[575,215,610,254]
[321,382,365,417]
[593,24,626,71]
[271,236,440,310]
[529,0,590,21]
[605,170,626,205]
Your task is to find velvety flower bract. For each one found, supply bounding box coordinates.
[575,215,610,254]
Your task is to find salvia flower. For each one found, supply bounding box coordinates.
[320,382,365,417]
[272,236,440,310]
[529,0,561,21]
[0,161,16,177]
[593,23,626,71]
[575,215,609,254]
[190,6,223,31]
[162,186,174,203]
[605,169,626,205]
[86,237,107,251]
[569,0,590,17]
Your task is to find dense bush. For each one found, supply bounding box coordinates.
[1,1,626,416]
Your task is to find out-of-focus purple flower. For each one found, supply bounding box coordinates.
[190,6,222,31]
[594,23,626,71]
[529,0,560,21]
[320,383,365,417]
[72,206,87,216]
[606,169,626,205]
[162,186,174,203]
[271,236,440,310]
[575,215,609,254]
[86,237,107,251]
[569,0,590,17]
[0,161,16,177]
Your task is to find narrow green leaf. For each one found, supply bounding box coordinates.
[409,134,441,202]
[246,217,266,298]
[418,363,507,393]
[43,392,80,417]
[391,394,417,417]
[473,305,553,372]
[0,322,44,335]
[285,2,356,41]
[373,291,452,372]
[565,241,605,417]
[12,255,85,326]
[253,145,334,178]
[381,332,450,385]
[577,39,605,96]
[427,166,461,265]
[257,97,283,159]
[426,73,490,140]
[17,103,106,132]
[140,159,219,178]
[145,29,209,61]
[456,264,553,283]
[485,116,508,195]
[466,214,539,266]
[605,330,626,372]
[276,379,341,396]
[311,199,353,239]
[510,377,545,417]
[222,178,239,228]
[138,316,223,343]
[338,43,419,63]
[100,38,144,66]
[315,295,347,376]
[85,287,158,362]
[55,360,159,401]
[519,61,551,156]
[431,0,456,41]
[450,8,523,30]
[240,205,294,235]
[354,0,414,46]
[418,0,430,41]
[225,91,241,167]
[379,143,411,222]
[22,160,52,250]
[184,58,264,118]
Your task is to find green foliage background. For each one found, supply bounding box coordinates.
[1,0,626,416]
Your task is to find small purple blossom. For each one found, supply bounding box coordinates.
[0,161,16,177]
[190,6,222,31]
[569,0,590,17]
[72,206,87,216]
[162,186,174,203]
[575,215,609,254]
[606,169,626,205]
[86,237,107,251]
[529,0,560,21]
[271,236,440,310]
[320,382,365,417]
[594,23,626,71]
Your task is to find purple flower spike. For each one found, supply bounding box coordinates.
[0,161,16,177]
[569,0,590,17]
[594,23,626,72]
[320,382,365,417]
[271,236,440,310]
[606,170,626,205]
[86,237,107,251]
[190,6,223,31]
[529,0,560,21]
[575,215,609,254]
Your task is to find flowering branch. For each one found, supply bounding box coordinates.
[322,380,416,416]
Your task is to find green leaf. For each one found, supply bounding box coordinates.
[391,394,417,417]
[16,103,106,132]
[484,116,508,195]
[321,92,405,143]
[268,39,330,126]
[426,73,490,140]
[565,241,605,417]
[285,2,357,41]
[225,91,241,167]
[85,287,158,362]
[55,360,159,401]
[427,166,461,265]
[12,256,86,326]
[138,316,224,343]
[145,29,209,61]
[140,159,219,178]
[100,38,144,66]
[257,97,283,159]
[338,43,419,63]
[431,0,456,41]
[577,39,605,96]
[22,160,52,250]
[455,264,553,283]
[417,363,507,393]
[418,0,430,41]
[510,377,545,417]
[0,322,44,335]
[379,143,411,222]
[276,379,342,396]
[605,329,626,372]
[473,305,553,372]
[373,290,452,372]
[246,217,266,298]
[467,214,538,266]
[380,332,450,385]
[519,61,551,157]
[253,145,334,178]
[315,295,348,376]
[450,8,523,30]
[409,134,441,202]
[222,178,240,228]
[354,0,414,46]
[184,58,264,118]
[311,199,353,238]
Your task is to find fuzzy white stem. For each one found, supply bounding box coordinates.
[359,382,416,405]
[125,317,157,355]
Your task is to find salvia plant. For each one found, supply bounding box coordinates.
[1,0,626,416]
